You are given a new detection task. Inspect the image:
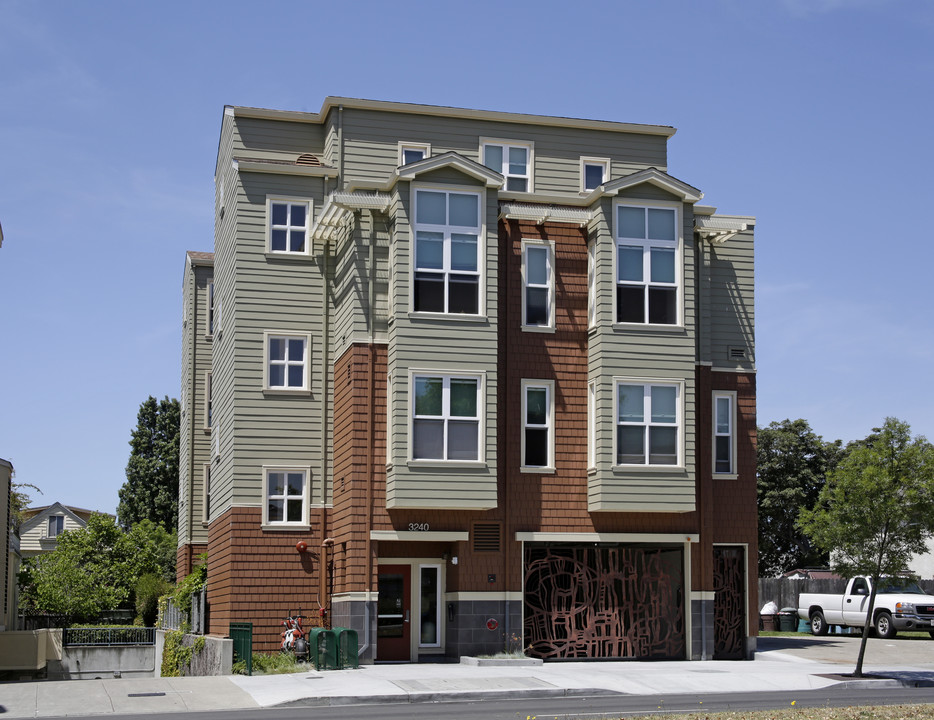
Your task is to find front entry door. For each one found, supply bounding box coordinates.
[377,564,411,661]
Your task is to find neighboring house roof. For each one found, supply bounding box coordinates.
[21,503,103,523]
[781,568,841,580]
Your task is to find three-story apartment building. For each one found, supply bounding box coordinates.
[178,97,757,662]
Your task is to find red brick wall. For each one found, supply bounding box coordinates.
[176,543,208,582]
[205,506,326,652]
[695,366,758,628]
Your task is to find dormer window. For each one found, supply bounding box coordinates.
[48,515,64,537]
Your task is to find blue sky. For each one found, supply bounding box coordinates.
[1,0,932,515]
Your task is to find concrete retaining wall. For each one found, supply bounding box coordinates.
[47,645,155,680]
[155,630,232,676]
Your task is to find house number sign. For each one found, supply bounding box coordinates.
[408,523,430,531]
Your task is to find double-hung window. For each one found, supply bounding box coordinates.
[413,189,481,315]
[522,380,554,469]
[522,241,553,329]
[616,381,680,466]
[481,140,532,192]
[265,332,310,391]
[267,197,311,254]
[616,203,679,325]
[713,392,736,474]
[48,515,64,537]
[263,467,308,526]
[412,374,481,461]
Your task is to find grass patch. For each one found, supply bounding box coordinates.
[233,651,311,675]
[633,706,934,719]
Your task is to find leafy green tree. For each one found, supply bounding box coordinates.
[19,514,176,621]
[118,395,180,532]
[757,419,842,576]
[10,480,42,531]
[798,418,934,676]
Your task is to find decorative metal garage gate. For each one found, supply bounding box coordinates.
[713,546,746,660]
[523,545,684,660]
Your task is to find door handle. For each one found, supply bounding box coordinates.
[404,610,410,623]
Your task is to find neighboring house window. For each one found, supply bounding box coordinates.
[204,372,213,431]
[413,189,481,315]
[264,332,310,391]
[616,381,680,466]
[522,380,554,469]
[581,157,609,191]
[412,374,480,461]
[522,241,553,329]
[616,203,679,325]
[202,463,211,524]
[263,467,309,526]
[399,142,430,166]
[48,515,64,537]
[588,380,596,469]
[714,391,737,474]
[481,140,532,192]
[267,197,311,254]
[587,243,596,328]
[208,282,215,335]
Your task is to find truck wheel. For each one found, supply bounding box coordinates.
[875,611,897,639]
[810,610,828,636]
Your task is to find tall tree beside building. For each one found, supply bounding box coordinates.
[757,419,842,577]
[798,417,934,676]
[118,396,180,532]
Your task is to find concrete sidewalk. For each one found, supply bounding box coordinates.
[2,642,933,718]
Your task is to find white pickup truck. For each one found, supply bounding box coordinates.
[797,577,934,639]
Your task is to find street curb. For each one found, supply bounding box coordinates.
[272,687,621,707]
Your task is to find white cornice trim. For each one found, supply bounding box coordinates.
[515,532,699,543]
[499,202,591,227]
[370,530,469,542]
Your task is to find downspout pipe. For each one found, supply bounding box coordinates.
[319,240,332,620]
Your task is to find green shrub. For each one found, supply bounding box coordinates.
[135,573,173,626]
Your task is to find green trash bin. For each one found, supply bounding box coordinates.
[229,622,253,675]
[308,628,338,670]
[778,609,798,632]
[332,627,359,669]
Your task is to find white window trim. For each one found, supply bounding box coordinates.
[263,331,312,393]
[713,391,738,478]
[588,380,596,470]
[417,563,443,648]
[398,142,431,166]
[203,371,213,433]
[262,465,312,529]
[521,379,555,472]
[521,239,555,332]
[613,378,684,469]
[408,370,485,465]
[410,185,485,317]
[201,463,211,525]
[613,199,683,328]
[207,282,215,337]
[265,196,312,256]
[587,242,596,329]
[48,515,64,538]
[480,137,534,193]
[580,156,610,193]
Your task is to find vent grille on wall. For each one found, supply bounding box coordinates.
[728,346,747,361]
[296,153,323,166]
[472,523,502,553]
